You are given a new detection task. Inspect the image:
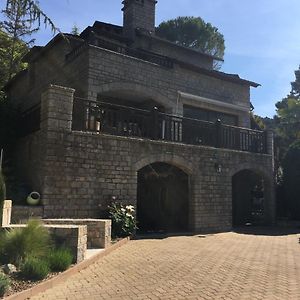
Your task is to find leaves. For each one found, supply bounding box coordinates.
[156,16,225,69]
[4,0,58,34]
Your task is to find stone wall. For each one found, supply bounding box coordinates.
[1,200,12,227]
[27,85,275,233]
[43,219,111,249]
[11,205,44,223]
[8,39,251,128]
[3,224,87,263]
[87,46,251,127]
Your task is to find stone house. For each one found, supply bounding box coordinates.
[5,0,275,232]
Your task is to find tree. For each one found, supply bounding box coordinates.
[71,24,80,36]
[0,29,28,89]
[156,16,225,69]
[282,140,300,219]
[275,67,300,148]
[4,0,57,33]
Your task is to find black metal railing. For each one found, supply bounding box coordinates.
[72,98,268,154]
[19,103,41,137]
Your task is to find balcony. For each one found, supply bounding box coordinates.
[72,98,268,154]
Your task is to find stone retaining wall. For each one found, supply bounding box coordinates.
[43,219,111,248]
[2,224,87,263]
[11,205,44,223]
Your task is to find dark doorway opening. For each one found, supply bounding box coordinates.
[232,170,265,227]
[137,162,189,233]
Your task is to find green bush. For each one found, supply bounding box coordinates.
[0,272,10,297]
[109,202,137,238]
[21,257,50,281]
[1,219,52,265]
[283,140,300,219]
[48,248,73,272]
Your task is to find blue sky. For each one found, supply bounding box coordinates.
[3,0,300,117]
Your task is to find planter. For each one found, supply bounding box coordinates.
[27,192,41,206]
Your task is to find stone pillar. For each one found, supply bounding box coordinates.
[41,85,75,133]
[1,200,12,227]
[266,130,274,155]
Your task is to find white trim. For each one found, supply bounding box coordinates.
[178,91,249,113]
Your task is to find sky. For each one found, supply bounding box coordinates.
[2,0,300,117]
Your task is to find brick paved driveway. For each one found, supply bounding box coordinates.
[32,229,300,300]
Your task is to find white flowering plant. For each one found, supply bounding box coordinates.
[108,202,138,238]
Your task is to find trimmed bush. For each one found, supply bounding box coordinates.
[0,272,10,297]
[1,219,52,265]
[21,257,50,281]
[48,248,73,272]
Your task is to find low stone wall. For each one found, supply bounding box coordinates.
[43,219,111,249]
[11,205,44,223]
[2,224,87,263]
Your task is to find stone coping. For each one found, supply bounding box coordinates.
[4,237,130,300]
[43,218,108,222]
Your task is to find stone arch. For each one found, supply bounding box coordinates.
[95,81,175,112]
[231,164,275,226]
[133,153,194,176]
[229,162,273,182]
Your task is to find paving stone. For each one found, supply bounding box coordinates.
[31,229,300,299]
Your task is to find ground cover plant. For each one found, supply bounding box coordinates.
[0,273,10,297]
[48,248,73,272]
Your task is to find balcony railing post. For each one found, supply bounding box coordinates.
[151,107,159,140]
[215,119,222,148]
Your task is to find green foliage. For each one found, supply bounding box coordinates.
[20,257,50,281]
[275,96,300,145]
[109,203,137,238]
[71,24,80,36]
[0,272,10,297]
[156,16,225,69]
[3,0,57,34]
[0,29,28,88]
[282,140,300,219]
[48,248,73,272]
[0,219,52,266]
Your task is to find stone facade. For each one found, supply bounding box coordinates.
[5,1,275,232]
[12,85,275,232]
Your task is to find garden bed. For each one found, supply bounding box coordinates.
[2,271,61,298]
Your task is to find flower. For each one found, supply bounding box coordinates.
[126,205,135,213]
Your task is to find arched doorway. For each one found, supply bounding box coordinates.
[137,162,189,233]
[232,169,266,226]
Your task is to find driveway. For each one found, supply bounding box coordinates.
[31,229,300,299]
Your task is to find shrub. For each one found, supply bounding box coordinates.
[109,202,137,238]
[21,257,50,281]
[1,219,52,265]
[48,248,73,272]
[0,272,10,297]
[283,140,300,219]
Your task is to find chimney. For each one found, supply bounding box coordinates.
[122,0,157,39]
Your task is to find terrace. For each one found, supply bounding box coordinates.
[72,98,268,154]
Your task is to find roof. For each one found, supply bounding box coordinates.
[136,29,224,62]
